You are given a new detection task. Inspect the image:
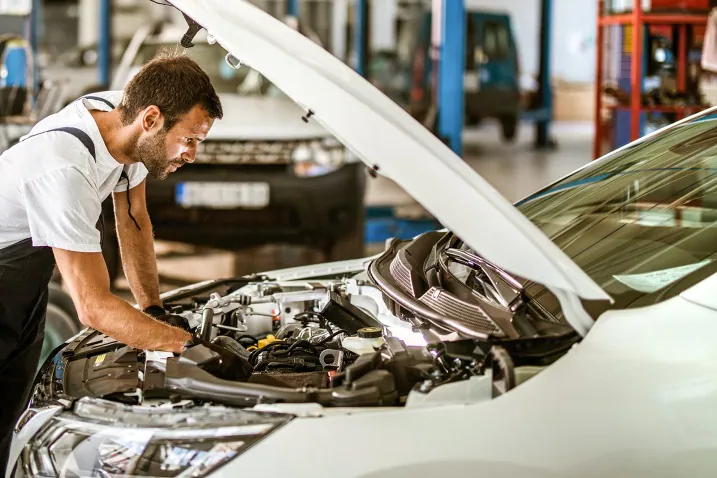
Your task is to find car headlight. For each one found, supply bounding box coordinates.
[17,398,290,477]
[292,138,346,177]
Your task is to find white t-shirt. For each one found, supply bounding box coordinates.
[0,91,148,252]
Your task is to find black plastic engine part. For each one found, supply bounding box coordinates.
[380,337,435,395]
[319,290,383,335]
[143,361,168,398]
[212,335,251,361]
[330,370,398,407]
[340,351,383,385]
[494,329,579,367]
[64,347,140,403]
[165,358,395,407]
[250,371,330,389]
[489,345,515,398]
[62,329,124,359]
[179,342,253,381]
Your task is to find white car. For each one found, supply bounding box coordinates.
[98,18,365,282]
[8,1,717,477]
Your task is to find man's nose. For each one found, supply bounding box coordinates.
[182,145,197,163]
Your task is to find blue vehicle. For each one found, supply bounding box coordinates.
[371,4,521,142]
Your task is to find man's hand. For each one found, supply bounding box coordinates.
[113,179,162,310]
[53,247,191,353]
[143,305,191,331]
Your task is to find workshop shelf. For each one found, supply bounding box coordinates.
[594,0,710,158]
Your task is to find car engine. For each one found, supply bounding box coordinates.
[33,232,580,410]
[33,277,478,409]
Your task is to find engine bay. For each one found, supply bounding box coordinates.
[33,232,581,409]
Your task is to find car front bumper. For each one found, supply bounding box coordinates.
[144,162,366,251]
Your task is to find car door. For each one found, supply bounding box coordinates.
[468,12,519,118]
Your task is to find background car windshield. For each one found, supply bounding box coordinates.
[513,118,717,298]
[134,42,286,97]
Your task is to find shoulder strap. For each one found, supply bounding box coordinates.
[83,95,116,110]
[19,125,105,245]
[18,95,116,161]
[20,126,96,161]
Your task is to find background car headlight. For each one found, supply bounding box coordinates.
[18,398,290,477]
[292,138,346,177]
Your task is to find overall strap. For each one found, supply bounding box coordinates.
[82,95,116,110]
[20,125,104,245]
[21,126,96,161]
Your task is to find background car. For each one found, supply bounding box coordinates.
[370,4,522,142]
[100,23,367,283]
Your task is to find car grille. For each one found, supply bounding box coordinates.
[195,139,309,165]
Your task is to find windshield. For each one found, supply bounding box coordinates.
[452,117,717,312]
[132,42,286,97]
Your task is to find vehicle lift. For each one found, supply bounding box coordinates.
[348,0,556,246]
[433,0,556,156]
[99,0,112,86]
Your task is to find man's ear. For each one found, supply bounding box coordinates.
[140,105,164,133]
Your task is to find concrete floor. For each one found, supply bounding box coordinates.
[367,121,594,206]
[116,120,595,293]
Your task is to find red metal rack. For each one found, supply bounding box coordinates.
[594,0,710,159]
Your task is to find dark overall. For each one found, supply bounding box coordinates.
[0,118,109,474]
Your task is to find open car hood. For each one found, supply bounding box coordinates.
[167,0,611,333]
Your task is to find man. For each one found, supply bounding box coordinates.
[0,51,225,472]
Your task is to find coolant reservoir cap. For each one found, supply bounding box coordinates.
[357,327,383,338]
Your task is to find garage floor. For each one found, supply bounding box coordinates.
[116,121,594,295]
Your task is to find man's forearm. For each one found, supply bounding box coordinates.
[117,212,162,310]
[86,294,190,352]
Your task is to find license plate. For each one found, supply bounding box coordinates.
[175,182,270,209]
[464,73,479,92]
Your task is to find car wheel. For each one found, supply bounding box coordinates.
[327,214,365,262]
[48,282,78,322]
[466,113,482,127]
[500,115,518,143]
[41,302,81,366]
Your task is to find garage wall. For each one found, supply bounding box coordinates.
[465,0,597,83]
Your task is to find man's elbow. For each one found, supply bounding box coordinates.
[77,303,98,329]
[75,293,112,329]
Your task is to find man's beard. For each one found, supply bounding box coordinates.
[137,131,177,180]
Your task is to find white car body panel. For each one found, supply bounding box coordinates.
[213,284,717,477]
[255,254,378,282]
[167,0,609,313]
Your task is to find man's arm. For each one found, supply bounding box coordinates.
[113,179,162,310]
[53,247,190,352]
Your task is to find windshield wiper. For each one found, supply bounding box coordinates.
[444,248,524,310]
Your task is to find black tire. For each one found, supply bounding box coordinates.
[48,282,78,322]
[466,113,482,127]
[500,115,518,143]
[42,286,82,364]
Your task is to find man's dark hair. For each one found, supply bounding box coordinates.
[118,48,223,131]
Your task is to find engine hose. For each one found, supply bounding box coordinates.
[200,308,214,341]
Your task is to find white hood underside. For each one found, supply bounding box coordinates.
[168,0,611,334]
